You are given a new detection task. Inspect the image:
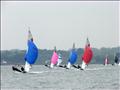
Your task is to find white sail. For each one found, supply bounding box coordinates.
[57,53,62,66]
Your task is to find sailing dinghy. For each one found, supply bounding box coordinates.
[12,29,38,73]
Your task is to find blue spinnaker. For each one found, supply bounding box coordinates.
[25,40,38,64]
[68,50,77,64]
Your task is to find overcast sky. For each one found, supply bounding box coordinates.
[1,1,119,50]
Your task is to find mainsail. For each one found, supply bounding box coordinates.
[24,30,38,64]
[57,53,62,66]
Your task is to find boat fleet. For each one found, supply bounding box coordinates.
[12,29,120,73]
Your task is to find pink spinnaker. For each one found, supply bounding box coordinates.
[51,51,58,65]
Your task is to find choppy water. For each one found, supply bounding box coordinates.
[1,64,120,90]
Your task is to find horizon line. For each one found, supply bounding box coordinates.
[1,46,120,51]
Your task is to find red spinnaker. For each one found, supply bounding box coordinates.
[82,46,93,64]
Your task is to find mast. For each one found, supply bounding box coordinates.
[28,27,33,41]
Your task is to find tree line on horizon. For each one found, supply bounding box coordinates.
[1,47,119,65]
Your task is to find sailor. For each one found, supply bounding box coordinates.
[12,65,26,73]
[12,65,22,72]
